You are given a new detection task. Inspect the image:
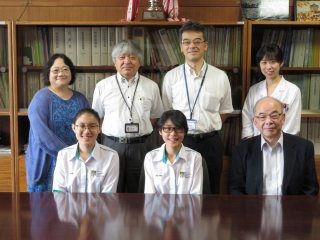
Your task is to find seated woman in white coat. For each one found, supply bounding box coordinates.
[52,108,119,193]
[144,110,203,194]
[242,43,302,139]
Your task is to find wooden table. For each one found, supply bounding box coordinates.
[1,193,320,239]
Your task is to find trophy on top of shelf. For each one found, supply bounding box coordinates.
[142,0,166,21]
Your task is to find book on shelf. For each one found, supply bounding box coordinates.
[74,73,86,96]
[94,73,106,85]
[309,74,320,110]
[285,74,310,110]
[51,27,65,54]
[85,73,95,105]
[92,27,101,66]
[100,27,108,66]
[298,118,320,154]
[26,72,40,107]
[132,27,145,64]
[0,73,9,109]
[158,28,179,66]
[76,27,92,66]
[0,26,8,67]
[107,27,116,66]
[65,27,77,64]
[260,28,320,67]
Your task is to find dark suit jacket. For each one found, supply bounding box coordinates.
[229,133,319,195]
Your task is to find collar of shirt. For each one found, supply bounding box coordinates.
[155,143,187,164]
[70,142,97,162]
[117,72,138,87]
[185,61,207,78]
[260,132,284,152]
[261,75,286,95]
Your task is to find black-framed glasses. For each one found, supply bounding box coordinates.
[255,112,283,122]
[161,127,185,133]
[75,124,99,131]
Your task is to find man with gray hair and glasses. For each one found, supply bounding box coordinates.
[229,96,318,195]
[92,40,164,192]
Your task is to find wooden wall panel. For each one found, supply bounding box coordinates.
[0,0,243,22]
[0,158,12,192]
[0,0,296,22]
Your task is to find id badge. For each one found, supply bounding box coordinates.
[125,123,139,133]
[187,119,197,131]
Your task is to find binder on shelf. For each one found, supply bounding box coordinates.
[94,73,106,85]
[27,72,40,106]
[309,74,320,110]
[85,73,95,105]
[74,73,86,96]
[132,27,145,64]
[92,27,101,66]
[107,27,116,65]
[0,73,9,109]
[65,27,77,64]
[51,27,65,54]
[76,27,92,66]
[100,27,108,66]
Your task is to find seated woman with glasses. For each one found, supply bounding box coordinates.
[52,108,119,193]
[143,110,203,194]
[26,53,89,192]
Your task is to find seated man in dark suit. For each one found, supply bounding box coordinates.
[230,96,319,195]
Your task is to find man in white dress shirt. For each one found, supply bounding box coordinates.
[92,40,164,192]
[230,96,318,195]
[162,21,233,193]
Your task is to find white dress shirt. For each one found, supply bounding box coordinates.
[162,63,233,133]
[52,142,119,193]
[92,72,164,137]
[261,133,284,195]
[144,143,203,194]
[242,76,302,138]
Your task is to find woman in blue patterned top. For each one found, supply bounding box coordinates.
[26,53,89,192]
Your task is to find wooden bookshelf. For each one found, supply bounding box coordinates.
[11,20,246,191]
[0,21,14,192]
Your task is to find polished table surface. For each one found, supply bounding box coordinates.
[1,193,320,240]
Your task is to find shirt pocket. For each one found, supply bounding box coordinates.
[200,90,220,112]
[139,96,152,112]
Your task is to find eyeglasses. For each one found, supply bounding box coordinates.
[181,40,206,47]
[50,67,71,75]
[75,124,99,131]
[255,113,283,122]
[161,127,185,133]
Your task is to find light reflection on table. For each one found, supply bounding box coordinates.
[0,193,319,239]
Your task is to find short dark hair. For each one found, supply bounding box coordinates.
[73,108,100,124]
[42,53,76,86]
[179,21,206,42]
[157,110,188,134]
[256,43,284,65]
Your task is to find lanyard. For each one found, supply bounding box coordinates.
[115,74,140,122]
[183,64,208,119]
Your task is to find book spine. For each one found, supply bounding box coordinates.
[92,27,101,66]
[76,27,92,66]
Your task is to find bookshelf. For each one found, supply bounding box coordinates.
[0,21,13,192]
[11,21,247,191]
[247,21,320,155]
